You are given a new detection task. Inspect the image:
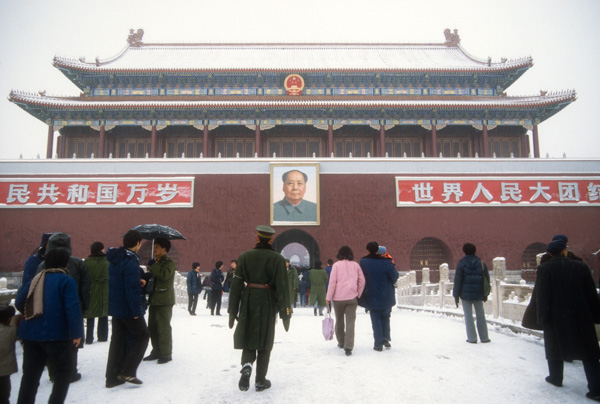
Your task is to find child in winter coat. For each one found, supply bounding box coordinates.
[0,305,21,403]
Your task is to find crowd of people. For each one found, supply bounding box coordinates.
[2,228,600,402]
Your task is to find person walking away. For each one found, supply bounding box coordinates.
[309,261,327,316]
[452,243,491,344]
[359,241,399,351]
[187,262,202,315]
[326,246,365,356]
[15,248,83,404]
[287,260,299,311]
[83,242,109,345]
[298,271,309,307]
[0,305,21,404]
[144,238,176,364]
[202,274,213,309]
[105,230,150,387]
[228,225,291,392]
[536,238,600,401]
[210,261,225,315]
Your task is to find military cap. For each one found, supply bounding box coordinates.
[256,225,276,239]
[546,239,566,255]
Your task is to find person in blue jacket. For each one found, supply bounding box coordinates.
[452,242,491,344]
[15,248,83,404]
[210,261,225,316]
[105,229,150,387]
[187,262,202,315]
[359,241,399,352]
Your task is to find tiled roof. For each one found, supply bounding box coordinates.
[10,90,576,110]
[52,43,532,73]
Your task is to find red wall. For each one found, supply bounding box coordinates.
[2,173,599,280]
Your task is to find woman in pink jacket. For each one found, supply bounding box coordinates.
[326,246,365,356]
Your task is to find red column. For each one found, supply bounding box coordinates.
[46,125,54,159]
[328,124,334,157]
[99,125,105,158]
[379,125,386,157]
[255,124,261,157]
[151,125,157,158]
[203,125,209,157]
[431,125,438,157]
[532,125,540,158]
[482,124,489,158]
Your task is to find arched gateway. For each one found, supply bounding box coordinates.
[273,229,320,269]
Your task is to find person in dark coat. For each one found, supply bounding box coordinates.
[228,225,291,392]
[210,261,225,316]
[223,260,236,293]
[105,230,150,387]
[298,271,309,307]
[359,241,399,351]
[37,232,90,383]
[83,242,109,344]
[535,238,600,401]
[187,262,202,315]
[452,242,491,344]
[15,248,83,404]
[202,274,213,308]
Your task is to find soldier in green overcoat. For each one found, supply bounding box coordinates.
[287,260,299,311]
[228,225,291,392]
[144,238,176,364]
[309,262,328,316]
[83,242,109,344]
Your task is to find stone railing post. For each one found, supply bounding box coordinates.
[492,257,505,319]
[439,263,449,282]
[422,267,430,284]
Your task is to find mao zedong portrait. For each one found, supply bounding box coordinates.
[273,169,317,222]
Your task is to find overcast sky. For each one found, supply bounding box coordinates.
[1,0,599,159]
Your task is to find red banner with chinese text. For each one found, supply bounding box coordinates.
[0,178,194,208]
[396,177,600,207]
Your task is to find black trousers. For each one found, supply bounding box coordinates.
[18,340,73,404]
[241,349,272,384]
[86,317,109,343]
[188,293,199,314]
[106,317,149,381]
[0,375,11,404]
[210,289,222,315]
[548,359,600,393]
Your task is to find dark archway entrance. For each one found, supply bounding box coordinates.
[521,242,546,283]
[409,237,453,283]
[273,229,320,270]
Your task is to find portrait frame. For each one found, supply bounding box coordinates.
[270,163,320,226]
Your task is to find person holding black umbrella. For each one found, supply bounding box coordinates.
[144,238,176,364]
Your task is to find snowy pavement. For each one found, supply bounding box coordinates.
[9,304,594,403]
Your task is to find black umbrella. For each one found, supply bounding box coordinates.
[130,224,186,240]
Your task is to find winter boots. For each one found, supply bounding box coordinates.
[255,379,271,392]
[238,364,252,391]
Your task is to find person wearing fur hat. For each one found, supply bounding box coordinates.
[0,305,20,404]
[535,238,600,401]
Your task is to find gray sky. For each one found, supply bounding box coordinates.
[1,0,599,159]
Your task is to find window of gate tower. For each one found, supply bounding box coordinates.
[334,138,373,157]
[215,138,254,158]
[267,138,321,158]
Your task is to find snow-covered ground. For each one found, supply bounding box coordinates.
[8,303,594,403]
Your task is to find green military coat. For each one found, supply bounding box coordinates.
[309,268,328,307]
[83,254,109,318]
[228,245,290,351]
[287,267,299,307]
[148,255,176,306]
